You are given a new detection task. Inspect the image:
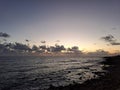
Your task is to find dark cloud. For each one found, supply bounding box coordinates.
[39,45,46,49]
[32,45,39,51]
[101,34,115,42]
[14,42,31,51]
[111,42,120,45]
[25,39,30,42]
[0,32,10,38]
[41,41,46,43]
[48,45,65,52]
[101,35,120,45]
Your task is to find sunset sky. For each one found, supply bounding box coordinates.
[0,0,120,53]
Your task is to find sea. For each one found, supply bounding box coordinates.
[0,56,105,90]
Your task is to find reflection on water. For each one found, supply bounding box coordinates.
[0,56,105,90]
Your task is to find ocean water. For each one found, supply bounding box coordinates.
[0,56,105,90]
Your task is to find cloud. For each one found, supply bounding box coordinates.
[14,42,31,51]
[41,40,46,43]
[87,49,109,56]
[101,34,120,45]
[25,39,30,42]
[101,34,115,42]
[111,42,120,45]
[112,27,117,30]
[0,32,10,38]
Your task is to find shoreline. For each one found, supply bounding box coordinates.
[47,55,120,90]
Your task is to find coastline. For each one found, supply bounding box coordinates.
[47,55,120,90]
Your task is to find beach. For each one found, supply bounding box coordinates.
[48,55,120,90]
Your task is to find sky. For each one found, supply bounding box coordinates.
[0,0,120,53]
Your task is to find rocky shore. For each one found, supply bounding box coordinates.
[47,55,120,90]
